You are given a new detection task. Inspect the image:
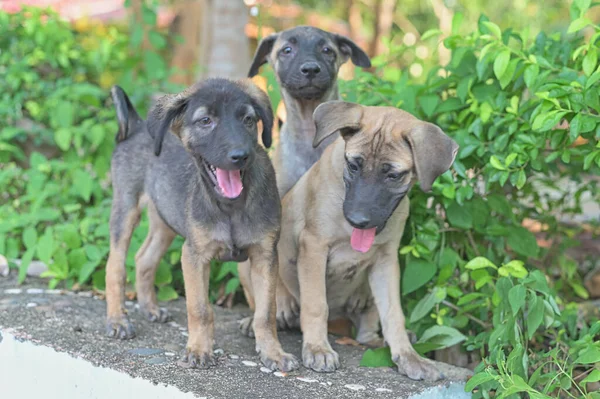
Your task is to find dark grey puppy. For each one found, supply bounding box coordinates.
[248,25,371,196]
[240,27,371,330]
[104,78,298,372]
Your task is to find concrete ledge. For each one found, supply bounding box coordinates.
[0,276,472,399]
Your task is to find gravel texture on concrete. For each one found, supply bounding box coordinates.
[0,275,472,398]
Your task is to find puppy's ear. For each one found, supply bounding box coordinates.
[147,89,193,156]
[313,101,363,148]
[333,34,371,68]
[239,80,274,148]
[110,85,142,142]
[248,33,278,77]
[406,123,459,192]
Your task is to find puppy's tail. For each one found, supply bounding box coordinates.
[110,85,142,143]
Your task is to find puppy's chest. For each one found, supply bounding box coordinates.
[325,241,378,283]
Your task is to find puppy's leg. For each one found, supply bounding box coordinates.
[347,279,382,347]
[248,233,299,372]
[238,259,255,337]
[105,199,140,339]
[239,275,299,337]
[135,202,176,323]
[368,244,443,381]
[297,230,340,372]
[178,241,217,369]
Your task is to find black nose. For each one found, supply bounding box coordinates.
[228,149,249,166]
[300,62,321,78]
[346,212,370,229]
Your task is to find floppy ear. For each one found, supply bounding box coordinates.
[110,85,142,142]
[333,34,371,68]
[147,90,192,156]
[248,33,278,77]
[239,80,274,148]
[405,123,459,192]
[312,101,363,148]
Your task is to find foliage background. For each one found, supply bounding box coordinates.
[1,1,599,397]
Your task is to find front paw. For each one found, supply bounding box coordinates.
[393,350,444,381]
[302,342,340,372]
[177,348,216,369]
[139,304,170,323]
[276,300,300,330]
[260,349,300,372]
[239,316,255,337]
[106,315,135,339]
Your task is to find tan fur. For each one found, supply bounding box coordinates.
[242,103,458,379]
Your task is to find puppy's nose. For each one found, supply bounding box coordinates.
[300,62,321,78]
[346,212,371,229]
[228,149,249,166]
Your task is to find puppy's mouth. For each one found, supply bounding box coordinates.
[349,224,386,254]
[284,82,330,99]
[203,160,245,199]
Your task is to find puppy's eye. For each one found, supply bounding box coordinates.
[282,46,292,55]
[197,117,212,126]
[243,115,255,126]
[322,46,332,54]
[347,161,359,172]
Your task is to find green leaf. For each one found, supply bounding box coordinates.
[480,102,493,123]
[409,288,445,323]
[508,285,526,315]
[18,248,35,284]
[524,64,540,88]
[490,155,506,170]
[22,227,38,249]
[73,170,93,202]
[148,31,166,49]
[580,369,600,385]
[516,170,526,189]
[482,21,502,39]
[507,226,539,257]
[37,232,55,263]
[527,295,544,339]
[154,262,173,286]
[402,258,437,295]
[418,325,466,348]
[493,50,511,80]
[79,260,99,284]
[85,245,102,261]
[446,201,473,229]
[418,94,439,117]
[451,12,464,35]
[421,29,443,41]
[465,371,497,392]
[465,256,498,270]
[55,102,75,128]
[575,346,600,364]
[62,225,81,249]
[568,17,592,33]
[583,151,598,170]
[225,277,240,294]
[157,285,179,302]
[586,70,600,89]
[359,347,395,368]
[54,128,72,151]
[583,47,598,77]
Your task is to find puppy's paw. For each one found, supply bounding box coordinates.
[106,315,135,340]
[393,350,444,381]
[276,295,300,330]
[345,291,373,315]
[239,316,255,337]
[302,342,340,373]
[140,304,170,323]
[177,348,216,369]
[260,350,300,372]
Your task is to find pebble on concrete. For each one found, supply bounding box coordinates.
[344,384,366,391]
[241,360,258,367]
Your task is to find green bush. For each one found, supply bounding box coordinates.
[341,2,599,397]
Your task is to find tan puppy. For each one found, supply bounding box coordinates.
[266,101,457,379]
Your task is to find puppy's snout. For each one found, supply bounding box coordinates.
[345,211,371,229]
[300,62,321,78]
[228,149,250,166]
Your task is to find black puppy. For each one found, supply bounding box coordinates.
[105,78,298,371]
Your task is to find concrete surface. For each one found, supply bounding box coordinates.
[0,275,472,399]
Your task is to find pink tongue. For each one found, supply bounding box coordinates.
[351,227,377,253]
[215,168,243,198]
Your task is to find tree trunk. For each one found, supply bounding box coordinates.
[169,0,203,86]
[369,0,396,57]
[198,0,250,79]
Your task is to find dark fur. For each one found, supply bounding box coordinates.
[105,78,298,371]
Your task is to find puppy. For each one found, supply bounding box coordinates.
[275,101,458,380]
[104,78,298,371]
